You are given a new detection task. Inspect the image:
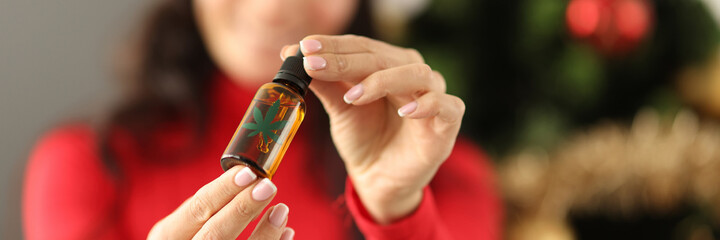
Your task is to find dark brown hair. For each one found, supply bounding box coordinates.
[99,0,214,175]
[100,0,374,181]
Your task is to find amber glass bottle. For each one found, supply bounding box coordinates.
[221,50,311,179]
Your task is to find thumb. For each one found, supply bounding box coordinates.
[280,44,300,61]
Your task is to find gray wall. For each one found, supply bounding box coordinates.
[1,0,146,238]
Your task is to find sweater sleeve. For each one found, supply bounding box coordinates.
[344,137,503,240]
[22,125,123,240]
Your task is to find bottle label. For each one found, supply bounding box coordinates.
[241,99,288,151]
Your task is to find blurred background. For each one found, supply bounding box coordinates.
[0,0,147,238]
[2,0,720,239]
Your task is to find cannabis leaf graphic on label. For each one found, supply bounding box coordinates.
[242,99,287,152]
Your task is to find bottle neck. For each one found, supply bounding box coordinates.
[273,51,311,96]
[272,79,305,96]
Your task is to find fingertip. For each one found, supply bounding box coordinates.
[251,178,277,201]
[299,38,322,54]
[397,101,419,117]
[303,56,327,71]
[280,45,289,60]
[269,203,289,227]
[342,84,364,104]
[234,167,257,187]
[274,203,289,213]
[280,227,295,240]
[300,34,324,43]
[281,44,300,60]
[224,164,245,178]
[342,95,353,104]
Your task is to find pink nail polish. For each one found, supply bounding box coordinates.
[398,101,418,117]
[269,203,289,227]
[300,39,322,53]
[234,167,257,187]
[280,45,288,61]
[252,179,277,201]
[303,56,326,70]
[343,84,364,104]
[280,228,295,240]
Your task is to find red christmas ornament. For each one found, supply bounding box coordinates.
[615,0,651,43]
[566,0,653,55]
[566,0,601,38]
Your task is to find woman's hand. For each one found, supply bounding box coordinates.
[147,166,295,240]
[281,35,465,225]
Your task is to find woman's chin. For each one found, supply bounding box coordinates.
[222,61,279,88]
[216,39,288,87]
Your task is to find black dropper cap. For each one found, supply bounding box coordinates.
[273,49,312,96]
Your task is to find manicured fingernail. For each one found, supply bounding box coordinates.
[280,228,295,240]
[234,167,257,187]
[343,84,364,104]
[280,45,289,60]
[252,178,277,201]
[303,56,326,70]
[300,39,322,53]
[398,101,418,117]
[269,203,289,227]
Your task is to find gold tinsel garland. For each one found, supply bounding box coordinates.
[501,109,720,240]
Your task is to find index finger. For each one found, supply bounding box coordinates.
[300,34,381,54]
[193,178,278,239]
[283,35,425,63]
[299,35,424,64]
[280,35,378,60]
[160,166,259,239]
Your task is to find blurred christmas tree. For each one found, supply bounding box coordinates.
[406,0,720,158]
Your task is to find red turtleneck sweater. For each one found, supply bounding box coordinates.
[23,76,502,239]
